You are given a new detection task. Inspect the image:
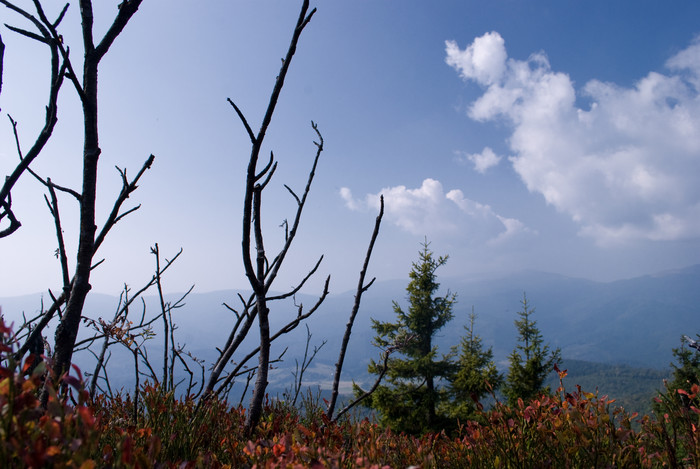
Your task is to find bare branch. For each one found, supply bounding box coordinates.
[0,33,4,98]
[45,180,71,290]
[0,199,21,237]
[332,347,392,423]
[27,165,82,201]
[257,0,314,146]
[227,98,255,144]
[327,195,384,419]
[16,291,67,358]
[267,255,324,301]
[215,275,331,397]
[1,1,51,38]
[241,0,314,293]
[255,152,275,183]
[263,122,324,293]
[94,0,144,61]
[93,154,154,252]
[202,293,257,398]
[4,23,47,43]
[291,324,326,407]
[283,184,301,206]
[52,3,69,29]
[0,1,68,237]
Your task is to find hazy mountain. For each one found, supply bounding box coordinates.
[1,265,698,400]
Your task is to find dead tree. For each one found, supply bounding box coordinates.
[1,1,150,390]
[51,0,148,388]
[326,195,384,420]
[198,1,332,434]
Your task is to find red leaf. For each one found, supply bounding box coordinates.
[22,355,36,374]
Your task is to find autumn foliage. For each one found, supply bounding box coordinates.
[1,319,699,468]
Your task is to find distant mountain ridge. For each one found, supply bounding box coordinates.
[1,265,698,400]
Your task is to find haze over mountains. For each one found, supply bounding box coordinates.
[2,264,698,399]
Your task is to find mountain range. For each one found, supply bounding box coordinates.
[2,264,698,405]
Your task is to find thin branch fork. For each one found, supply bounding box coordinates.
[239,0,315,291]
[8,112,82,203]
[263,122,324,293]
[15,290,67,359]
[213,275,331,397]
[201,296,258,400]
[15,154,155,359]
[94,154,154,252]
[332,344,394,423]
[291,323,326,407]
[203,252,325,400]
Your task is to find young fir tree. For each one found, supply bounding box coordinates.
[504,293,561,406]
[447,309,503,420]
[363,241,456,434]
[664,334,700,408]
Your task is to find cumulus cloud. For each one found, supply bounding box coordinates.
[445,32,507,85]
[446,32,700,244]
[456,147,502,173]
[340,178,532,243]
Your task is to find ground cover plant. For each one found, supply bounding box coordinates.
[2,318,700,468]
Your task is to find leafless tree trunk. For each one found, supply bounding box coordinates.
[2,1,149,395]
[326,195,384,420]
[51,0,146,384]
[196,1,327,434]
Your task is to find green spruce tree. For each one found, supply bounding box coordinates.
[664,334,700,408]
[363,240,456,434]
[447,308,503,421]
[504,293,561,405]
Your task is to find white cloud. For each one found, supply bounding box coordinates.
[445,32,507,86]
[457,147,502,173]
[446,32,700,244]
[339,187,359,211]
[340,179,532,244]
[666,35,700,91]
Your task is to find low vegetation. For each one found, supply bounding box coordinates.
[2,318,699,468]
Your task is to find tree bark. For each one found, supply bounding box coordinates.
[51,0,144,382]
[51,8,100,379]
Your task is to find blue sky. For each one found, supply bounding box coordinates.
[2,1,700,297]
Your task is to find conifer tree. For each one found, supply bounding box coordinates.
[665,334,700,408]
[447,309,503,420]
[504,293,561,405]
[363,240,456,434]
